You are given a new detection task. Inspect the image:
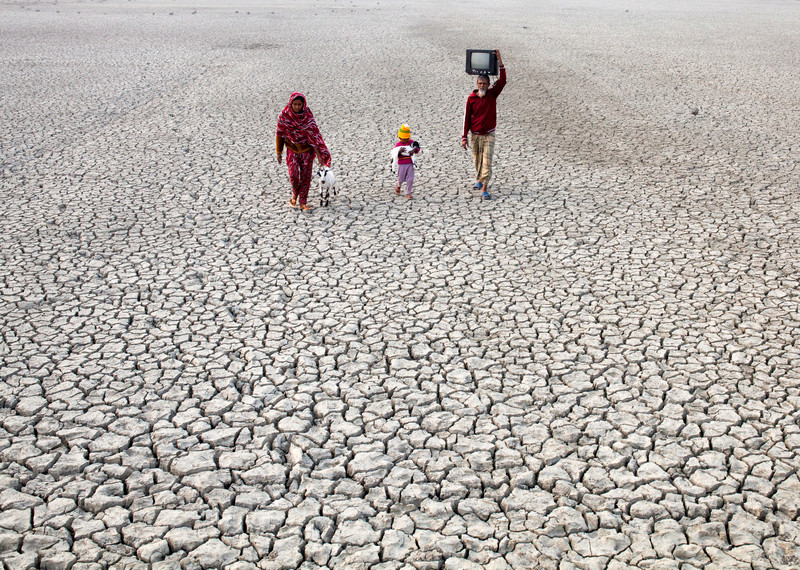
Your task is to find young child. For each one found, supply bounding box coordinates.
[393,124,421,200]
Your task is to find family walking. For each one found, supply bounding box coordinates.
[275,50,506,210]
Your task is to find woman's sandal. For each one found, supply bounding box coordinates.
[299,203,313,212]
[289,197,297,207]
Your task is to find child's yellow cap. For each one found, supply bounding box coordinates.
[398,124,411,139]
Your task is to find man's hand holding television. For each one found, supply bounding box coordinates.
[495,49,503,67]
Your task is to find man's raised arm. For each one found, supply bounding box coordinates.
[491,50,506,95]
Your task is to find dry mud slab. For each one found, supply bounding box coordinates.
[1,0,800,568]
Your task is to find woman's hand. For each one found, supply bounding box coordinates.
[277,152,283,164]
[315,149,331,168]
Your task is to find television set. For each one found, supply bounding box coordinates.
[465,49,498,76]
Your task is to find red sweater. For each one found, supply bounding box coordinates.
[462,66,506,140]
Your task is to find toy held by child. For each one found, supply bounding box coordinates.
[391,124,421,200]
[391,141,420,172]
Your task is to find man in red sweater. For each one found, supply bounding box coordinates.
[461,49,506,200]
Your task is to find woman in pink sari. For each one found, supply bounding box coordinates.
[275,92,332,211]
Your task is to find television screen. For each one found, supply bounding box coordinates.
[465,49,498,75]
[471,52,491,70]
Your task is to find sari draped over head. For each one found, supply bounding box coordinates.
[276,92,331,165]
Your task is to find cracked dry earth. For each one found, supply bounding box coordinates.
[1,0,800,568]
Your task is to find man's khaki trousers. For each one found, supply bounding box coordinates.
[471,132,496,188]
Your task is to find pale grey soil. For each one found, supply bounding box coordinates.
[1,1,799,568]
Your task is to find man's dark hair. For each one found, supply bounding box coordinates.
[478,74,490,83]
